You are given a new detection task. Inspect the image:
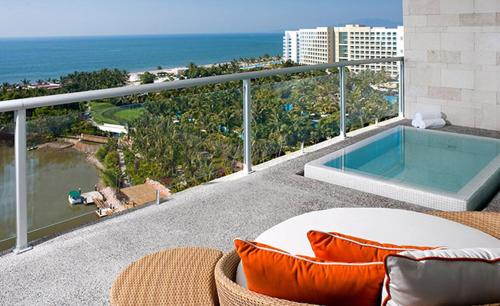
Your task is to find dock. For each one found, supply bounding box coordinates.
[81,191,104,205]
[95,207,113,218]
[94,198,113,218]
[120,184,159,207]
[79,134,109,144]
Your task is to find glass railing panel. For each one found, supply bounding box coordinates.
[19,85,243,245]
[26,109,99,242]
[345,62,400,132]
[1,60,402,250]
[251,70,340,164]
[0,113,16,251]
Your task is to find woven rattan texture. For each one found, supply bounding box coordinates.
[429,211,500,239]
[110,247,222,306]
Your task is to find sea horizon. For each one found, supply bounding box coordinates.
[0,33,283,83]
[0,31,284,40]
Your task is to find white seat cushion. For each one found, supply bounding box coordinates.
[236,208,500,287]
[383,248,500,306]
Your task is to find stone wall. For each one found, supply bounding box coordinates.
[404,0,499,130]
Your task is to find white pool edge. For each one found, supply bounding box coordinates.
[304,125,500,211]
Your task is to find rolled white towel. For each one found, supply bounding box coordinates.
[414,111,442,121]
[413,118,446,129]
[411,119,423,128]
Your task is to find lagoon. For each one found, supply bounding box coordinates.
[0,142,99,247]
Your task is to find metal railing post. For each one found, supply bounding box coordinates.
[13,109,32,254]
[398,60,405,118]
[242,79,253,174]
[339,66,347,139]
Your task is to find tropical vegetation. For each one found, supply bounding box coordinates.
[124,64,398,191]
[0,57,398,193]
[0,69,129,135]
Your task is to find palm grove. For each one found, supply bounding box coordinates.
[0,59,398,192]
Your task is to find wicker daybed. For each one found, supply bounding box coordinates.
[428,211,500,239]
[214,211,500,306]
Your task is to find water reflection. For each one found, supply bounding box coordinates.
[0,142,99,242]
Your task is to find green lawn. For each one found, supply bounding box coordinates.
[90,102,144,125]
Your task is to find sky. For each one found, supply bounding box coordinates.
[0,0,402,38]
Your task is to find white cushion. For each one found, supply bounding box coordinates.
[236,208,500,288]
[382,248,500,306]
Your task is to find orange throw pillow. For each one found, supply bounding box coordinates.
[307,231,437,262]
[235,239,385,306]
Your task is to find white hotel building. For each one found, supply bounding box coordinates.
[283,31,300,64]
[283,24,404,77]
[283,27,334,65]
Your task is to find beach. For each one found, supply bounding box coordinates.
[128,67,187,84]
[127,59,281,85]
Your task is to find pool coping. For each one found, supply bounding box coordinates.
[304,125,500,211]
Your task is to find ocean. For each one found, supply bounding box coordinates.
[0,33,283,83]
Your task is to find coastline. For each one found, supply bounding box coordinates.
[34,138,104,171]
[127,58,281,85]
[128,66,186,84]
[127,61,233,84]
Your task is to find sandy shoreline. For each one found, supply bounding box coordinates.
[37,141,73,150]
[128,67,186,84]
[127,61,234,84]
[35,138,104,170]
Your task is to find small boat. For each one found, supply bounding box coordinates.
[68,190,84,205]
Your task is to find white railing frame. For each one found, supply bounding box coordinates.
[0,57,404,253]
[339,66,347,138]
[242,79,253,174]
[398,60,405,117]
[13,109,32,254]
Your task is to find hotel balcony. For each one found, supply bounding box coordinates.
[0,55,498,304]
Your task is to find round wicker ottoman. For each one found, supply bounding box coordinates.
[110,247,223,306]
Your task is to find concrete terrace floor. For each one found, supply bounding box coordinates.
[1,119,499,305]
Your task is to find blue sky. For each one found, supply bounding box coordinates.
[1,0,402,37]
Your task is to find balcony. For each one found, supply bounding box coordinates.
[0,57,499,304]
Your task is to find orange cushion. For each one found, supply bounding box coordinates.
[235,239,385,306]
[307,231,437,262]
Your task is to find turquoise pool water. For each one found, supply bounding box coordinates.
[325,126,500,194]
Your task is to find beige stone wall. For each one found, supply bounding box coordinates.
[404,0,500,130]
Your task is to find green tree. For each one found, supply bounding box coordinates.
[345,69,392,130]
[139,72,156,84]
[61,69,128,92]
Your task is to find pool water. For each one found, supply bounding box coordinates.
[324,126,500,194]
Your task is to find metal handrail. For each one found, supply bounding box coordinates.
[0,57,403,112]
[3,56,404,254]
